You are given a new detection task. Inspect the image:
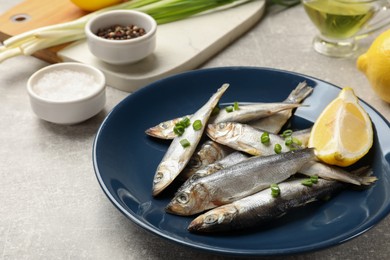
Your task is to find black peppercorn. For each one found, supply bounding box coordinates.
[96,24,147,40]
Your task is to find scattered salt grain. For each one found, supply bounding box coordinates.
[33,69,99,101]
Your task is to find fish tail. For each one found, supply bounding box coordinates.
[285,81,314,104]
[352,166,378,186]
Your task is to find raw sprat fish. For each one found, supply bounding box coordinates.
[188,177,347,233]
[206,122,310,156]
[165,148,316,216]
[188,166,376,233]
[145,81,312,140]
[249,81,313,134]
[152,84,229,197]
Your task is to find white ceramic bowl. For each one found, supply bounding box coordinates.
[85,10,157,65]
[27,62,106,125]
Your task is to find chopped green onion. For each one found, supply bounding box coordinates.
[192,120,203,131]
[274,144,282,154]
[285,136,293,146]
[270,184,280,197]
[174,116,192,136]
[173,125,185,136]
[180,139,191,148]
[282,129,293,138]
[261,132,270,144]
[225,106,234,113]
[301,179,313,187]
[181,117,191,128]
[310,175,319,184]
[233,101,239,111]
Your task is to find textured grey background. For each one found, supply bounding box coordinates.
[1,1,390,259]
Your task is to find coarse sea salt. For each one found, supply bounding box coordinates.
[33,69,99,101]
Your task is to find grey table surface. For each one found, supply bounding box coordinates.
[1,1,390,259]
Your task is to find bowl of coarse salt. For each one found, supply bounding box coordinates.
[27,62,106,125]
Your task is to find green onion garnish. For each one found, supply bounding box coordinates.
[180,139,191,148]
[270,184,280,197]
[261,132,270,144]
[310,175,319,184]
[301,179,313,187]
[225,106,234,113]
[274,144,282,154]
[192,120,203,131]
[285,136,293,146]
[174,117,192,136]
[282,129,293,138]
[233,102,239,111]
[173,125,185,136]
[181,117,191,128]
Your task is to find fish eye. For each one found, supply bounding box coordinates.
[218,123,226,130]
[159,122,169,129]
[176,192,189,204]
[153,172,164,184]
[204,214,218,224]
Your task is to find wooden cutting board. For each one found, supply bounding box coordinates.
[0,0,89,62]
[0,0,266,92]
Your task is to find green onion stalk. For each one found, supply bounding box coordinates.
[0,0,255,63]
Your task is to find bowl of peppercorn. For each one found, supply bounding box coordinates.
[85,10,157,65]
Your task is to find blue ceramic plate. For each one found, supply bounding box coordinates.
[93,67,390,256]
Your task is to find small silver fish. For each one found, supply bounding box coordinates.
[165,148,316,216]
[206,122,310,156]
[152,84,229,197]
[249,81,313,134]
[299,161,377,186]
[188,177,346,233]
[178,140,234,181]
[210,102,301,124]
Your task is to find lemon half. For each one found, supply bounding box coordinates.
[357,29,390,103]
[308,88,373,167]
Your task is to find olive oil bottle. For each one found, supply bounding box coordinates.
[303,0,376,39]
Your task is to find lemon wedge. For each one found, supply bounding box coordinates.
[308,88,373,167]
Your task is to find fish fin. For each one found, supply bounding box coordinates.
[285,81,314,104]
[351,166,378,185]
[359,176,378,185]
[236,141,261,156]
